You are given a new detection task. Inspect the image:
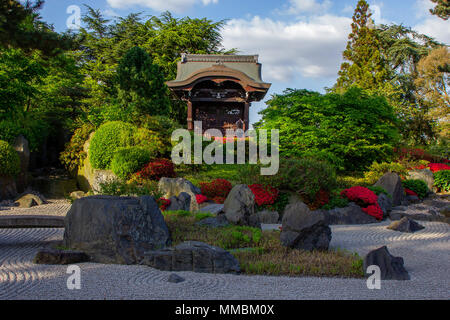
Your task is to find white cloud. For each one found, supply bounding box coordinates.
[222,15,352,82]
[284,0,332,14]
[106,0,218,13]
[413,0,450,44]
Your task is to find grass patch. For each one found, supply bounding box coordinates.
[163,212,364,278]
[176,164,242,186]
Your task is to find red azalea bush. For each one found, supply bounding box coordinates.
[212,196,226,204]
[428,163,450,173]
[404,188,418,196]
[340,186,383,220]
[311,189,330,210]
[248,184,279,206]
[157,198,171,211]
[196,194,208,204]
[199,179,232,199]
[136,159,175,181]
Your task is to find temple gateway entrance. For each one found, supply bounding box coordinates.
[167,54,271,134]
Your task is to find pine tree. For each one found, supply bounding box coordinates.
[334,0,393,96]
[430,0,449,20]
[116,46,170,117]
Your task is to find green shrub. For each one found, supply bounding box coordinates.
[402,179,429,199]
[364,161,408,185]
[97,179,162,198]
[110,146,152,180]
[134,128,166,157]
[0,118,49,151]
[89,121,137,169]
[433,170,450,192]
[0,140,20,176]
[321,196,349,210]
[60,123,95,172]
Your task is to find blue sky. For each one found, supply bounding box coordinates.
[38,0,450,126]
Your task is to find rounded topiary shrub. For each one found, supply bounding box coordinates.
[402,179,429,199]
[89,121,137,169]
[433,170,450,192]
[110,147,152,180]
[0,140,20,177]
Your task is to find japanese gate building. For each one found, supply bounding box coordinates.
[167,54,271,134]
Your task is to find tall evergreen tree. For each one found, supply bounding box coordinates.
[334,0,393,97]
[116,46,170,118]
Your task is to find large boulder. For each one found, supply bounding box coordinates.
[166,192,191,211]
[374,173,405,206]
[223,184,255,225]
[389,204,444,222]
[13,135,30,193]
[63,195,171,264]
[407,169,434,191]
[363,246,410,280]
[325,203,379,225]
[387,217,425,233]
[377,193,392,219]
[15,193,46,208]
[142,241,240,274]
[280,201,331,251]
[159,178,201,212]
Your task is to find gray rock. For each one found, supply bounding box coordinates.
[280,201,331,251]
[249,210,279,228]
[200,203,224,215]
[224,185,255,225]
[377,193,392,219]
[63,195,171,264]
[14,193,46,208]
[406,195,420,204]
[159,178,201,211]
[13,135,30,193]
[407,169,434,191]
[374,173,405,206]
[168,273,185,283]
[142,241,240,274]
[387,217,425,233]
[325,203,379,225]
[166,192,191,211]
[92,170,117,194]
[196,215,230,228]
[34,248,90,265]
[363,246,410,280]
[389,203,444,222]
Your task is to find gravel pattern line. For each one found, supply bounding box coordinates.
[0,221,449,300]
[0,200,71,217]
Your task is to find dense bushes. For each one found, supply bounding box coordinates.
[89,121,137,169]
[135,159,176,181]
[256,87,399,171]
[60,123,95,172]
[111,147,152,180]
[0,140,20,176]
[434,170,450,192]
[402,179,428,199]
[364,161,408,184]
[199,179,232,201]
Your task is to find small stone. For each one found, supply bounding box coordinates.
[34,248,90,265]
[196,216,229,228]
[387,217,425,233]
[168,273,185,283]
[166,192,191,211]
[70,191,86,200]
[200,203,224,215]
[364,246,410,280]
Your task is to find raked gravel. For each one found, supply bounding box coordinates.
[0,220,449,300]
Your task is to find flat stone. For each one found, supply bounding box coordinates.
[364,246,410,280]
[261,224,282,231]
[0,215,65,228]
[325,203,379,225]
[387,217,425,233]
[70,191,86,200]
[34,248,90,265]
[196,216,229,228]
[168,273,185,283]
[142,241,240,274]
[200,204,224,215]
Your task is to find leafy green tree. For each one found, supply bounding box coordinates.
[430,0,449,20]
[334,0,394,99]
[255,88,399,171]
[0,0,74,56]
[116,46,170,117]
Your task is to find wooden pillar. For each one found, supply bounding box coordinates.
[187,100,193,130]
[244,102,250,131]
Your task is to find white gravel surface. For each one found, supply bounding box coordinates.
[0,220,449,300]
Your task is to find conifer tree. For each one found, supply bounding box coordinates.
[334,0,393,96]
